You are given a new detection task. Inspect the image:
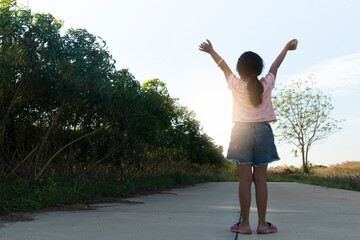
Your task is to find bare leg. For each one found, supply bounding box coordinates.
[253,164,270,231]
[236,163,253,231]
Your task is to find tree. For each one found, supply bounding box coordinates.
[0,0,226,182]
[272,77,344,172]
[0,0,120,179]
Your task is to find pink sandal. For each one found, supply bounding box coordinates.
[230,222,252,234]
[257,222,277,234]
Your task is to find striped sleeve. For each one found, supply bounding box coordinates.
[227,73,236,90]
[262,73,276,90]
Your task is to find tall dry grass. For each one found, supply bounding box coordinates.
[313,161,360,176]
[267,161,360,191]
[269,161,360,175]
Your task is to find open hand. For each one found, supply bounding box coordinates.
[199,39,214,53]
[286,39,298,51]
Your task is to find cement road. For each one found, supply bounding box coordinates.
[1,182,359,240]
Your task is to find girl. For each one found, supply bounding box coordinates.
[199,39,298,234]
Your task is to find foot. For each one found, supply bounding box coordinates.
[257,222,277,234]
[230,222,252,234]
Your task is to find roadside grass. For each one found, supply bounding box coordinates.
[267,161,360,192]
[0,173,227,215]
[214,160,360,192]
[1,161,359,216]
[1,160,240,216]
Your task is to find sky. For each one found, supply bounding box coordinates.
[17,0,360,168]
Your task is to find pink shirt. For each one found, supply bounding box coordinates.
[227,72,277,123]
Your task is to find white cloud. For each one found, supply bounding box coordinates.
[289,52,360,96]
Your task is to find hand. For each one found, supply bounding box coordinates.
[199,39,214,53]
[286,39,298,51]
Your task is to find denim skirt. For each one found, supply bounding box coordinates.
[226,122,280,167]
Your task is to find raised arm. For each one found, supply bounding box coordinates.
[269,39,298,78]
[199,39,233,81]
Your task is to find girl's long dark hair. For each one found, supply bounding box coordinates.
[237,51,264,107]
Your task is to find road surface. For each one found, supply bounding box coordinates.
[1,182,359,240]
